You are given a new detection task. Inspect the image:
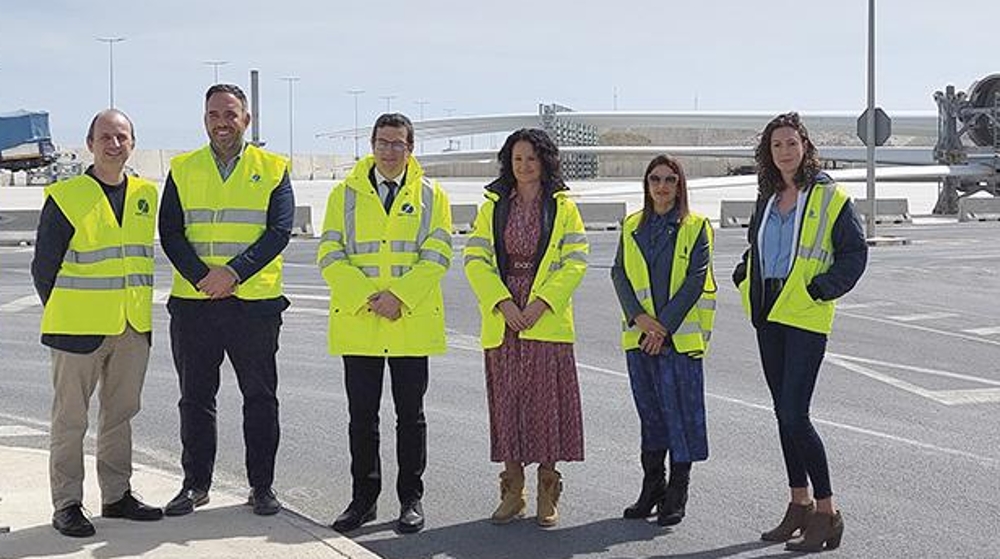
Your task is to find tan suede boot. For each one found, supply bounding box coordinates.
[786,510,844,552]
[490,470,527,524]
[536,468,562,527]
[761,501,816,541]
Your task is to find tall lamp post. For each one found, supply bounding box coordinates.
[346,89,364,160]
[280,76,301,176]
[96,37,125,108]
[203,60,229,84]
[414,100,429,153]
[379,94,397,112]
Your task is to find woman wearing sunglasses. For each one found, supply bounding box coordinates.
[610,154,716,527]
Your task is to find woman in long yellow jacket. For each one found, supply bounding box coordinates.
[464,128,588,527]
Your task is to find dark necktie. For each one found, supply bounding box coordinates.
[383,180,398,213]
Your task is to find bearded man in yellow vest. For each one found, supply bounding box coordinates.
[318,113,452,534]
[159,84,294,517]
[31,109,163,537]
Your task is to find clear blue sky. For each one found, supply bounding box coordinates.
[1,0,996,154]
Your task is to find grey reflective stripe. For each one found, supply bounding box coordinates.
[697,298,717,311]
[190,242,250,257]
[416,182,434,246]
[318,250,348,269]
[124,245,154,258]
[210,242,251,256]
[428,228,452,245]
[127,274,154,287]
[464,254,492,267]
[321,230,344,244]
[549,262,561,272]
[392,265,411,277]
[419,248,450,267]
[392,240,419,253]
[675,322,702,336]
[184,209,215,224]
[217,209,267,225]
[344,187,358,254]
[54,276,126,290]
[360,266,379,277]
[797,244,833,265]
[562,250,588,264]
[466,237,493,253]
[561,233,587,245]
[65,246,122,264]
[801,186,836,262]
[635,288,652,302]
[354,241,381,254]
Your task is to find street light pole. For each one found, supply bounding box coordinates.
[865,0,877,239]
[96,37,125,108]
[379,95,397,112]
[204,60,229,84]
[280,76,301,176]
[346,89,364,161]
[414,100,429,153]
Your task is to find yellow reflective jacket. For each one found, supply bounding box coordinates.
[738,182,850,334]
[40,174,156,335]
[620,211,716,356]
[169,144,287,299]
[463,186,588,349]
[317,155,453,356]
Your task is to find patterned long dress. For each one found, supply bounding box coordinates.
[484,194,585,464]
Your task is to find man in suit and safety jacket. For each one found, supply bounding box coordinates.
[31,109,164,537]
[318,113,452,534]
[159,84,294,517]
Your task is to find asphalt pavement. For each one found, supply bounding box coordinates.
[2,219,999,558]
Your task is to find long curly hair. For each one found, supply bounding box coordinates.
[754,112,821,199]
[640,154,689,226]
[496,128,566,194]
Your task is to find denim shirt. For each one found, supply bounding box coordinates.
[761,201,797,279]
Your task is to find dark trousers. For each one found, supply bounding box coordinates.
[343,356,428,507]
[170,307,281,492]
[755,319,832,499]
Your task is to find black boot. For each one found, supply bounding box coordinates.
[623,451,666,519]
[657,461,690,526]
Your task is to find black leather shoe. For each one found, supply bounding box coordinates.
[52,504,95,538]
[103,491,164,521]
[331,501,377,533]
[397,500,424,534]
[248,487,281,516]
[164,487,209,517]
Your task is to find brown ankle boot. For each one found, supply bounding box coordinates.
[490,470,527,524]
[760,501,816,541]
[536,468,562,527]
[786,510,844,552]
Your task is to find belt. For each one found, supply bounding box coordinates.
[764,278,785,294]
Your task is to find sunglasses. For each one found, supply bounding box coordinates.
[648,173,679,185]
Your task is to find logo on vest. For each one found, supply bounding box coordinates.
[399,202,415,214]
[808,208,817,219]
[251,173,261,183]
[136,198,150,216]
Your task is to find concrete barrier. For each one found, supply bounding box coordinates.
[292,206,314,237]
[451,204,479,234]
[958,197,1000,222]
[720,200,756,228]
[577,202,625,230]
[0,209,41,245]
[854,198,912,224]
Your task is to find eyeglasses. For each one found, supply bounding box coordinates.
[648,173,679,185]
[374,139,410,153]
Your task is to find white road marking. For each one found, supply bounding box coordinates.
[837,301,896,311]
[0,425,46,437]
[839,311,1000,348]
[286,293,329,302]
[886,311,959,322]
[826,353,1000,405]
[0,295,39,313]
[963,326,1000,336]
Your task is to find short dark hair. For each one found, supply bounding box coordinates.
[205,83,249,111]
[496,128,565,193]
[754,112,821,198]
[86,109,135,143]
[370,113,414,146]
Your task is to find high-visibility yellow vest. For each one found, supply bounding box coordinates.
[619,211,716,356]
[40,174,156,335]
[169,144,287,299]
[317,155,453,356]
[738,182,849,334]
[463,189,588,349]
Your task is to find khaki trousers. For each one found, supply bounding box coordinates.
[49,326,150,510]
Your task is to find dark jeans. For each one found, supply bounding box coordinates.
[343,356,428,507]
[170,306,281,492]
[755,319,833,500]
